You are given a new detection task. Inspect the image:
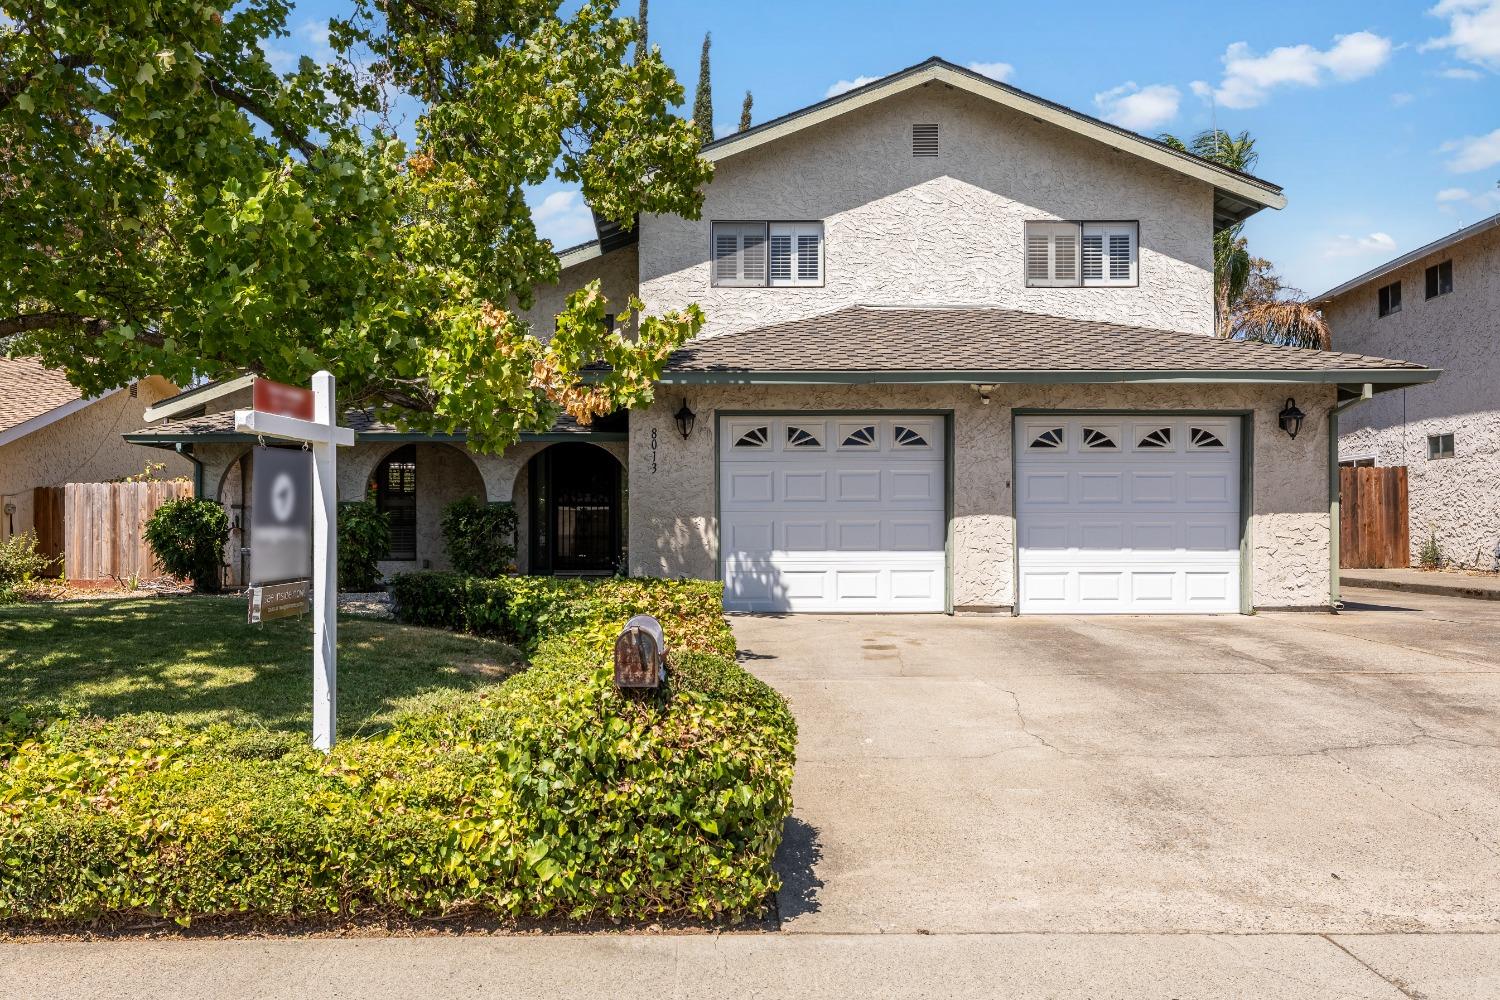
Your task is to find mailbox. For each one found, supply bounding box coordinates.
[614,614,667,689]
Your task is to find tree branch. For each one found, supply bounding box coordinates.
[0,53,91,115]
[0,310,162,348]
[202,75,321,161]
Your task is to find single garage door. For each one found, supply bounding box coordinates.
[1015,415,1241,614]
[720,414,946,612]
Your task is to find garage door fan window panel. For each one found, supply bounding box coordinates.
[1081,426,1119,450]
[734,425,770,449]
[1026,221,1137,287]
[1137,426,1172,449]
[711,222,823,287]
[1028,426,1066,449]
[1189,427,1226,449]
[893,425,930,448]
[786,425,824,449]
[840,424,878,448]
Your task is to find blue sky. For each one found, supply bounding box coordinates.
[273,0,1500,297]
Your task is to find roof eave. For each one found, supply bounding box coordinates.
[1312,210,1500,304]
[645,368,1440,390]
[121,429,630,447]
[701,60,1286,223]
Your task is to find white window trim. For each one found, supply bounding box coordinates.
[1025,220,1139,289]
[711,221,824,288]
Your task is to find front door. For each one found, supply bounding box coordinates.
[547,444,621,574]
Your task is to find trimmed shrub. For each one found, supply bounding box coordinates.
[440,497,518,577]
[143,497,229,592]
[0,532,56,604]
[337,499,391,590]
[0,578,796,927]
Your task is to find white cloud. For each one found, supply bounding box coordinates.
[1323,232,1397,258]
[966,61,1015,82]
[531,189,598,248]
[1441,126,1500,171]
[1390,91,1415,106]
[1093,82,1181,131]
[1440,65,1485,78]
[1437,184,1500,214]
[1204,31,1393,109]
[825,76,879,98]
[261,19,336,73]
[1424,0,1500,71]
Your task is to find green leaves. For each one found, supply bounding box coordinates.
[2,0,710,452]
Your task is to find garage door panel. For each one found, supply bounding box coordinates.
[721,415,947,613]
[1018,416,1240,615]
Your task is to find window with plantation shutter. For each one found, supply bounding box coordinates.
[711,222,769,286]
[714,221,822,287]
[1025,221,1081,287]
[1026,220,1137,287]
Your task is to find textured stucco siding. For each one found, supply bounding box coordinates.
[517,244,639,339]
[0,379,191,542]
[628,383,1333,610]
[639,84,1215,339]
[1325,226,1500,568]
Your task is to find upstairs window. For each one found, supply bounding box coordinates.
[1424,260,1453,300]
[711,222,823,287]
[1026,221,1137,287]
[1378,280,1401,318]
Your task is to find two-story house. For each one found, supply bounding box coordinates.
[128,58,1437,611]
[1314,211,1500,571]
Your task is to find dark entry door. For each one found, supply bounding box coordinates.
[547,444,621,574]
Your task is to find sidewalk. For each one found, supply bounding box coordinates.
[1342,567,1500,601]
[5,932,1497,1000]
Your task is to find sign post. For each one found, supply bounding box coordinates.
[236,372,354,751]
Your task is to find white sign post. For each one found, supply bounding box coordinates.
[235,371,355,751]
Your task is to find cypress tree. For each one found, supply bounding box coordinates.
[634,0,648,66]
[738,90,753,132]
[693,32,713,146]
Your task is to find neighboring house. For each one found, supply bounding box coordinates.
[1313,211,1500,571]
[0,356,189,544]
[127,58,1437,613]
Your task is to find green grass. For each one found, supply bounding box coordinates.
[0,597,523,737]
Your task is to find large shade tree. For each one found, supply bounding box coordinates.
[0,0,712,451]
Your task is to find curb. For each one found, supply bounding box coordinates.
[1342,576,1500,602]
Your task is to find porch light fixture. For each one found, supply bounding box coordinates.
[674,399,696,440]
[1278,397,1305,440]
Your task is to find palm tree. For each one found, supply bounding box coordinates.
[1230,258,1330,349]
[1159,129,1257,339]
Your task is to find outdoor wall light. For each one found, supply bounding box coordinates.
[1278,397,1306,440]
[674,399,697,440]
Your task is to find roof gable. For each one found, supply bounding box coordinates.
[703,58,1285,230]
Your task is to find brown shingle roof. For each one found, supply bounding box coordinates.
[658,306,1434,379]
[126,407,609,441]
[0,356,88,436]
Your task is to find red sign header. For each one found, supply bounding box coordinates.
[253,378,315,420]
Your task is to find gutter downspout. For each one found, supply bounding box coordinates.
[175,443,205,498]
[1329,383,1373,612]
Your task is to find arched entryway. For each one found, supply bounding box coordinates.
[521,442,625,576]
[366,442,487,573]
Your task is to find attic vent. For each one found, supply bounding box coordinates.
[912,123,939,157]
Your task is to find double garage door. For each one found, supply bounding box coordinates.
[717,412,1242,615]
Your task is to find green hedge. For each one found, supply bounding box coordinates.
[0,578,795,926]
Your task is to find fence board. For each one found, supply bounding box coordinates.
[59,480,192,585]
[1340,465,1409,569]
[31,486,66,576]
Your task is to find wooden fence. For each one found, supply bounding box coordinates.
[33,481,194,586]
[1339,465,1409,569]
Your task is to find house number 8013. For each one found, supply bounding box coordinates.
[650,427,658,474]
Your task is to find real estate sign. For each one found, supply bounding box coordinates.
[249,445,313,586]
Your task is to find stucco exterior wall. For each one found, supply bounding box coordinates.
[516,244,639,339]
[639,84,1215,339]
[1325,226,1500,568]
[0,379,191,542]
[628,383,1334,610]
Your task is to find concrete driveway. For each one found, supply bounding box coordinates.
[734,587,1500,989]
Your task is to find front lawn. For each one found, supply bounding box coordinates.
[0,579,796,928]
[0,597,522,737]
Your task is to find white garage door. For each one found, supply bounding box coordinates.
[1016,415,1241,614]
[720,414,946,612]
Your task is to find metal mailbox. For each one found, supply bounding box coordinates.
[614,614,667,689]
